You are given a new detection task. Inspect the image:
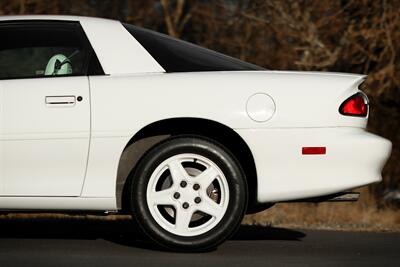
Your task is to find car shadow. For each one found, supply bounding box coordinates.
[0,215,305,251]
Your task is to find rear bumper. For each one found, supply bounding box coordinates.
[236,127,392,203]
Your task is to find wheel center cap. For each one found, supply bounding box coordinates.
[177,183,199,205]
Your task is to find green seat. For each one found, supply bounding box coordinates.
[45,54,72,76]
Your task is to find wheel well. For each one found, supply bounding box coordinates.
[119,118,258,213]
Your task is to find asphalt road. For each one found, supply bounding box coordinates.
[0,217,398,267]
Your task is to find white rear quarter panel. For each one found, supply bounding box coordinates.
[81,71,375,201]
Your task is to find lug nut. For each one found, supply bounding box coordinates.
[193,184,200,191]
[173,192,180,199]
[194,197,202,204]
[180,181,187,188]
[182,202,189,209]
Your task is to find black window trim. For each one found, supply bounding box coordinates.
[0,20,105,81]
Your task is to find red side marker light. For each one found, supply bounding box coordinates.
[302,147,326,155]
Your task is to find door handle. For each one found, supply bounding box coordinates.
[45,96,76,107]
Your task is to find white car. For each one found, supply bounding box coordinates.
[0,15,392,251]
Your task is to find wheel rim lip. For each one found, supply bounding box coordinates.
[146,153,230,237]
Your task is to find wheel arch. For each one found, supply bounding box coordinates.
[116,117,259,213]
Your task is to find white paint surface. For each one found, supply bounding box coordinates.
[0,15,392,211]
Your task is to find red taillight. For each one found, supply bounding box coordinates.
[339,93,368,117]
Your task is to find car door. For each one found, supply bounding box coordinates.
[0,21,96,196]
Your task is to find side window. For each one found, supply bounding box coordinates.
[0,22,99,80]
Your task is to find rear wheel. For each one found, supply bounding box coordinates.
[130,136,247,251]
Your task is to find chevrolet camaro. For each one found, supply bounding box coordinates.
[0,15,392,251]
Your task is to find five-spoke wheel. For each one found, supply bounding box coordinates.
[146,153,229,236]
[130,136,247,251]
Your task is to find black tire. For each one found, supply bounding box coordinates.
[129,135,247,252]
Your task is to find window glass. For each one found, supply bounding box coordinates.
[123,23,265,73]
[0,24,88,79]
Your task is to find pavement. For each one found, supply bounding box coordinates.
[0,217,398,267]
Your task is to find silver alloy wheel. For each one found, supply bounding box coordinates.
[146,153,230,237]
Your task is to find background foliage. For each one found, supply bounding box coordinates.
[1,0,399,229]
